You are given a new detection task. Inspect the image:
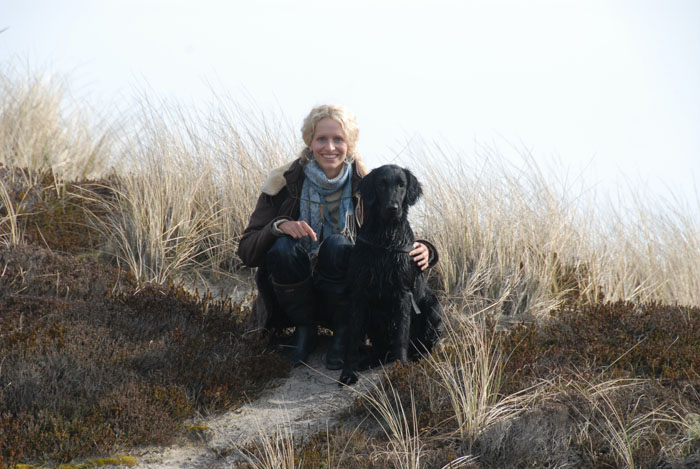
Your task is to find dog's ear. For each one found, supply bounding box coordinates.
[404,168,422,206]
[359,170,376,206]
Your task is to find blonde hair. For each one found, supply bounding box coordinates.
[300,104,366,176]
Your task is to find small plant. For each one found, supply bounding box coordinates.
[422,308,540,446]
[235,411,299,469]
[0,177,21,246]
[571,379,661,468]
[359,378,424,469]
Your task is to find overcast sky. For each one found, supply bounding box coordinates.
[1,0,699,205]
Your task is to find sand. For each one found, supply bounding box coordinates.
[129,337,383,468]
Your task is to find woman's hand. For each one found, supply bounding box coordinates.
[279,220,318,242]
[410,242,430,271]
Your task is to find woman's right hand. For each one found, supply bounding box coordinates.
[279,220,318,242]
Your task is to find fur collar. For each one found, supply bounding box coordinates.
[260,160,296,196]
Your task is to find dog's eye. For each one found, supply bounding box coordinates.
[397,180,405,188]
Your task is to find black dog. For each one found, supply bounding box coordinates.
[339,165,442,385]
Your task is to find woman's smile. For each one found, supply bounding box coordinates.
[310,118,348,179]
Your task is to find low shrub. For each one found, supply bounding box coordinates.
[307,303,700,468]
[0,245,286,467]
[0,165,111,255]
[503,301,700,384]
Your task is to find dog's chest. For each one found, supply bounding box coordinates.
[352,247,415,297]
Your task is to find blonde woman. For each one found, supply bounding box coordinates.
[237,105,437,369]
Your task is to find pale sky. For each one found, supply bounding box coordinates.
[1,0,699,205]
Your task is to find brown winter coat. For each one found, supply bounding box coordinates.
[236,158,438,332]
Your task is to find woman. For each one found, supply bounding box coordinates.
[236,104,437,369]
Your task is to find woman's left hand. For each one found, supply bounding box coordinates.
[410,242,430,271]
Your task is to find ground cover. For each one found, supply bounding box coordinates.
[0,242,287,467]
[2,64,700,468]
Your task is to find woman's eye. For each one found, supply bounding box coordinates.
[333,137,344,143]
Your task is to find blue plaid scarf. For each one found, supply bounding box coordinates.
[299,160,353,251]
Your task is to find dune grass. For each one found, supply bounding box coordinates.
[2,64,700,467]
[235,412,300,469]
[572,379,661,469]
[0,178,21,247]
[91,93,295,285]
[421,310,538,446]
[0,64,114,182]
[412,142,700,315]
[411,143,599,319]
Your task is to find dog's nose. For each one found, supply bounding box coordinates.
[387,202,400,213]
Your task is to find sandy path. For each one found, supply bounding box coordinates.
[130,338,382,468]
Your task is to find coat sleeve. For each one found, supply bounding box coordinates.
[236,192,290,268]
[415,238,439,269]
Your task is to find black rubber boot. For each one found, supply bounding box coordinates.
[272,277,317,367]
[322,290,351,370]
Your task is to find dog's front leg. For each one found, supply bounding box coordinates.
[393,292,412,363]
[339,297,368,386]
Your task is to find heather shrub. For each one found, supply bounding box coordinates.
[503,301,700,383]
[0,245,286,466]
[490,303,700,467]
[303,303,700,468]
[0,244,127,299]
[295,428,377,469]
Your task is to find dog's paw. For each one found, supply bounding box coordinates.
[339,370,358,386]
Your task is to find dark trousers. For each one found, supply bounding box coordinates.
[266,234,353,294]
[266,234,353,325]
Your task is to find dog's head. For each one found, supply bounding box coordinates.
[359,164,422,221]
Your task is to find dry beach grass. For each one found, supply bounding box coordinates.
[1,65,700,468]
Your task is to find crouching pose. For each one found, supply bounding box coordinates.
[236,105,437,370]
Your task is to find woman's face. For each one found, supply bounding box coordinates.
[310,117,348,179]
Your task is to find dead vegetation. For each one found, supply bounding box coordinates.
[0,243,287,467]
[2,64,700,468]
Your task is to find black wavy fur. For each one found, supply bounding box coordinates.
[339,165,443,385]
